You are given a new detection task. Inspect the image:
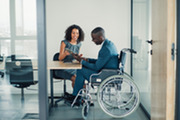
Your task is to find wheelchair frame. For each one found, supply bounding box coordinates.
[71,48,140,119]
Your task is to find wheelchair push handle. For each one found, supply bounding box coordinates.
[122,48,137,54]
[129,49,137,54]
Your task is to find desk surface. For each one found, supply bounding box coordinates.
[0,61,5,70]
[48,61,81,69]
[0,61,82,70]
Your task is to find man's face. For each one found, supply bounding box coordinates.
[91,33,102,45]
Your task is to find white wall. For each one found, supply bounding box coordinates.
[46,0,131,73]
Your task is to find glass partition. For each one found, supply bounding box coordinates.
[132,0,151,115]
[0,0,39,119]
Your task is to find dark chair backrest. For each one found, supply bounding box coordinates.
[118,48,136,69]
[118,51,127,73]
[0,55,4,78]
[6,55,34,88]
[0,55,3,62]
[53,52,64,79]
[119,51,126,67]
[53,53,60,61]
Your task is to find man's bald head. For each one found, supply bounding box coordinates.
[91,27,105,39]
[91,27,106,45]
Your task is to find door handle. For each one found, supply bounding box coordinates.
[148,50,153,55]
[146,40,153,55]
[146,40,153,45]
[171,43,176,61]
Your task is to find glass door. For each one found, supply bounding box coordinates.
[132,0,151,116]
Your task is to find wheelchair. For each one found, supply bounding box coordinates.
[71,48,140,119]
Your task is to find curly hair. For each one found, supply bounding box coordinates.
[64,24,84,43]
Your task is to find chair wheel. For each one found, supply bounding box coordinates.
[82,102,89,119]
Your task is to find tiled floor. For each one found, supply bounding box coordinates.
[0,93,149,120]
[49,100,149,120]
[0,94,39,120]
[0,77,149,120]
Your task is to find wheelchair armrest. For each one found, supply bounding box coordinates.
[90,69,119,86]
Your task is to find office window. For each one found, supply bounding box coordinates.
[15,0,37,36]
[0,0,37,59]
[0,0,10,37]
[15,40,37,59]
[0,39,11,55]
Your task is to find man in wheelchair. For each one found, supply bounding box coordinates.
[66,27,119,106]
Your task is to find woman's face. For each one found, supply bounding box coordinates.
[71,28,79,41]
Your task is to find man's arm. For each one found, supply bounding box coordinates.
[88,58,97,63]
[82,48,111,71]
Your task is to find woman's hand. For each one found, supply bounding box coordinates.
[72,53,88,62]
[72,54,80,62]
[64,50,70,55]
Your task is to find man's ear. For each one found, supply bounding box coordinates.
[99,36,103,40]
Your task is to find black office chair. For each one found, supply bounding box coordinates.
[53,53,69,106]
[0,55,4,78]
[5,55,38,101]
[0,72,4,78]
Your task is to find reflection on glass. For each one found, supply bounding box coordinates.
[15,40,37,59]
[0,0,10,37]
[15,0,37,36]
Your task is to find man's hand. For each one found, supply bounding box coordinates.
[72,53,88,62]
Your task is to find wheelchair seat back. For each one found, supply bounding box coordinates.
[119,51,126,67]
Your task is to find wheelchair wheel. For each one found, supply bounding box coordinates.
[82,102,90,120]
[97,74,140,118]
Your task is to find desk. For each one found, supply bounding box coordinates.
[0,60,82,106]
[0,62,5,70]
[47,61,81,106]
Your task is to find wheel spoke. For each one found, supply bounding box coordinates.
[97,75,140,118]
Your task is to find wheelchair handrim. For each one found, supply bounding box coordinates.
[97,74,140,118]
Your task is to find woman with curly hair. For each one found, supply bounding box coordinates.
[58,24,84,88]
